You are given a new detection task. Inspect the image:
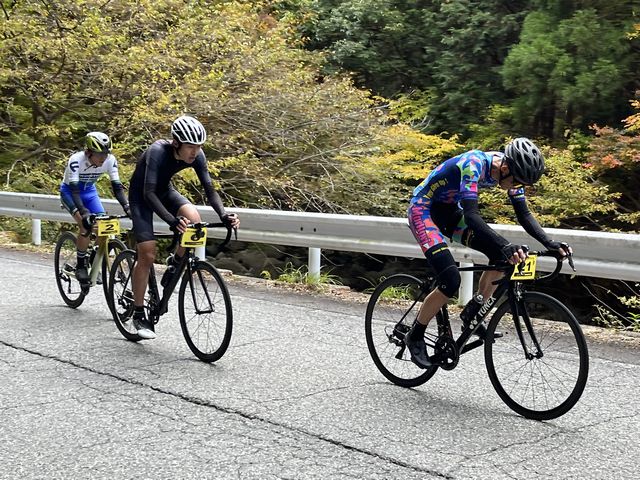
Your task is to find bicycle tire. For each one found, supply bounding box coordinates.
[484,291,589,420]
[102,237,127,312]
[178,260,232,363]
[365,274,438,387]
[54,231,86,308]
[108,249,142,342]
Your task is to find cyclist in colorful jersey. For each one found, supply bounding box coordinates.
[60,132,130,285]
[128,115,240,339]
[405,138,572,368]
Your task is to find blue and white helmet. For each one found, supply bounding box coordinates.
[171,115,207,145]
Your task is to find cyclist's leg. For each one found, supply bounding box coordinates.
[406,203,459,367]
[456,225,505,300]
[433,204,503,334]
[164,190,195,259]
[80,189,106,262]
[60,185,102,283]
[408,203,457,324]
[130,202,157,339]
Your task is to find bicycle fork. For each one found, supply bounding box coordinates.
[188,265,215,314]
[510,287,544,360]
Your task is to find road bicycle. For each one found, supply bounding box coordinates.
[108,222,234,363]
[365,250,589,420]
[54,214,128,309]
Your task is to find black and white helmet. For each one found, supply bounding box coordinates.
[504,137,545,185]
[171,115,207,145]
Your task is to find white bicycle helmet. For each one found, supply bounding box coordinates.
[171,115,207,145]
[85,132,112,153]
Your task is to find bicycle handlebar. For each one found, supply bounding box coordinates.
[89,213,130,222]
[167,221,236,254]
[459,246,575,283]
[525,249,575,282]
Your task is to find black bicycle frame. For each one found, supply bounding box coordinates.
[456,278,510,355]
[154,251,192,317]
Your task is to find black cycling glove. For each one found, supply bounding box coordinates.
[544,240,571,255]
[501,243,524,261]
[221,213,235,228]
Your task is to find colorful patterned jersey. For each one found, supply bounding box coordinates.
[410,150,525,206]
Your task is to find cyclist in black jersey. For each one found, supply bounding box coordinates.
[128,115,239,339]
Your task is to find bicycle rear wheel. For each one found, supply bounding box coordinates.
[484,291,589,420]
[365,274,438,387]
[108,249,141,342]
[178,261,232,363]
[54,231,86,308]
[101,237,127,309]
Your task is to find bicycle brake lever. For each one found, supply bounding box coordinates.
[233,226,238,241]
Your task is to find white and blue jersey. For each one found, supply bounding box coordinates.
[60,151,122,214]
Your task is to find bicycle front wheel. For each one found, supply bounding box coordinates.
[108,249,142,342]
[365,274,438,387]
[484,291,589,420]
[54,232,86,308]
[102,237,127,308]
[178,261,232,363]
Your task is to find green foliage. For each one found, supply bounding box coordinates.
[478,147,619,229]
[0,216,65,244]
[593,289,640,333]
[304,1,533,134]
[502,8,637,138]
[0,0,436,216]
[466,105,519,150]
[302,0,432,96]
[0,0,636,235]
[270,261,342,286]
[583,100,640,230]
[424,1,533,134]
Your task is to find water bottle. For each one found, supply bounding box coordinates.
[161,254,177,287]
[460,294,484,327]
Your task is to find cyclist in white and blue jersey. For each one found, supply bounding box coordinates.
[60,132,130,284]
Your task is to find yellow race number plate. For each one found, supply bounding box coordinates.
[511,255,537,280]
[97,219,120,236]
[180,227,207,247]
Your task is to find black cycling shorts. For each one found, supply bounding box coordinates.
[430,202,504,265]
[130,190,189,243]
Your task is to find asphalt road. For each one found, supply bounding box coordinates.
[1,247,639,479]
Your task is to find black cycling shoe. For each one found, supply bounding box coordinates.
[75,257,90,285]
[404,331,433,369]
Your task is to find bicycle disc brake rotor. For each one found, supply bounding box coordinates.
[433,335,459,371]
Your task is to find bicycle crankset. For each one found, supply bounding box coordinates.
[431,335,459,371]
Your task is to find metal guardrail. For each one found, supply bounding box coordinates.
[1,191,640,286]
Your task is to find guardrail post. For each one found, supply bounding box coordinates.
[195,245,206,260]
[308,247,321,284]
[458,262,473,306]
[31,218,41,246]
